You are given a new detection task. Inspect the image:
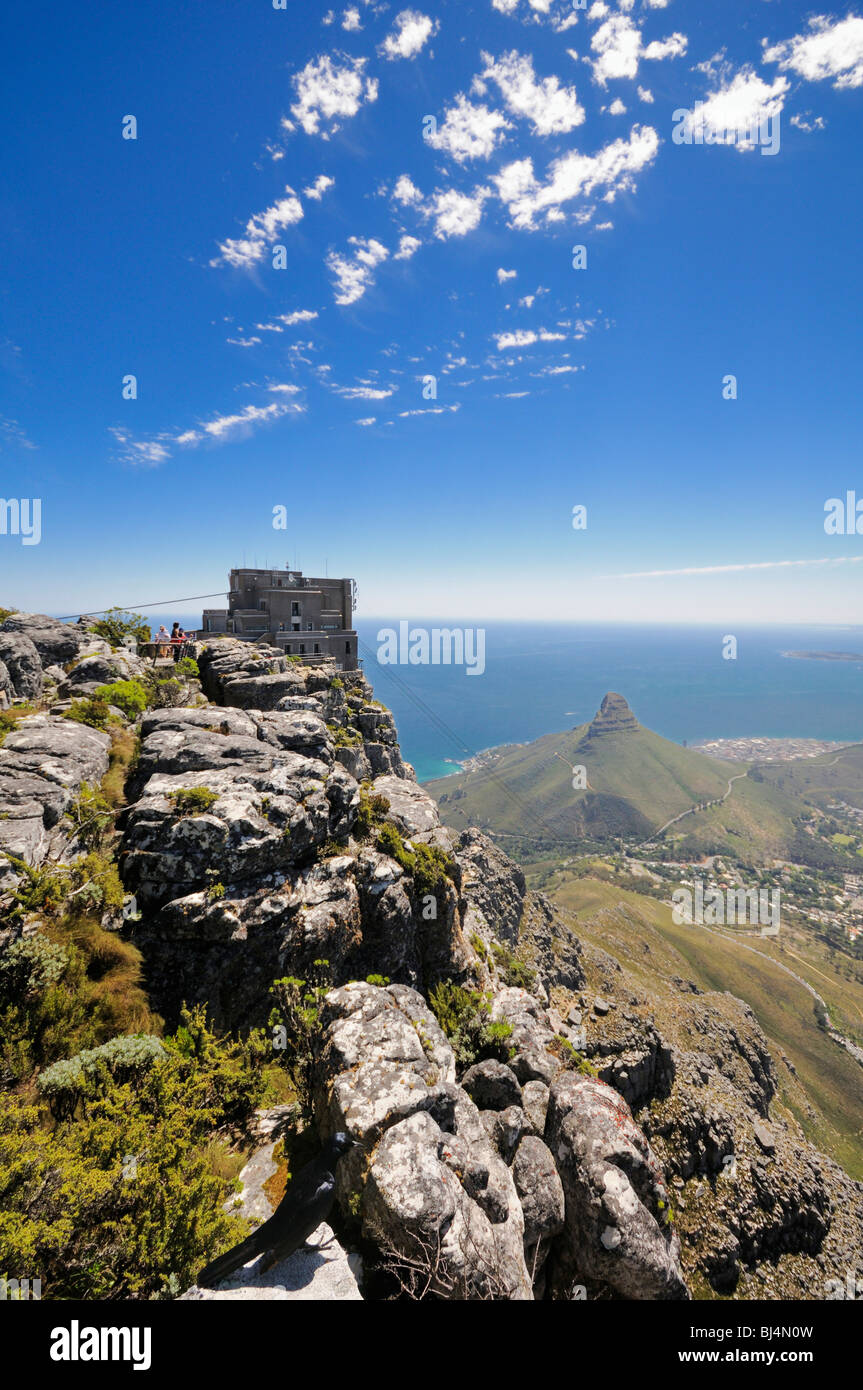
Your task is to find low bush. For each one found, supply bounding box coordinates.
[428,980,513,1070]
[92,680,148,720]
[169,787,219,816]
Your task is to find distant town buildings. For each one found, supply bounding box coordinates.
[203,567,358,670]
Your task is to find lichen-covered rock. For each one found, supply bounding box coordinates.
[545,1074,688,1300]
[521,1080,550,1138]
[0,612,84,666]
[0,633,42,700]
[462,1059,523,1113]
[0,715,112,869]
[371,775,440,839]
[513,1136,565,1250]
[317,982,532,1299]
[62,651,149,694]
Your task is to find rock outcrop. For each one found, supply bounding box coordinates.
[587,691,640,738]
[4,612,861,1303]
[0,715,112,871]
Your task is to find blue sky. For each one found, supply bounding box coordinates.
[1,0,862,623]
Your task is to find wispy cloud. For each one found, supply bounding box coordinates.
[604,557,863,580]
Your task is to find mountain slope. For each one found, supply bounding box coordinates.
[427,693,848,864]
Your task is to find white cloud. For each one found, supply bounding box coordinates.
[290,54,378,136]
[200,402,299,441]
[342,7,362,30]
[475,50,585,134]
[267,383,302,394]
[114,396,300,464]
[211,189,303,268]
[337,384,395,399]
[381,10,438,61]
[679,70,788,148]
[497,267,518,282]
[326,236,389,304]
[637,86,654,103]
[494,125,659,229]
[226,335,262,347]
[281,309,319,326]
[398,405,460,416]
[644,33,687,61]
[494,328,565,348]
[790,112,826,133]
[426,186,490,239]
[608,97,627,114]
[763,15,863,90]
[427,94,512,162]
[492,0,519,12]
[590,14,687,86]
[303,174,335,200]
[0,415,35,452]
[395,234,422,259]
[392,173,424,205]
[605,556,863,580]
[110,428,171,466]
[355,417,377,426]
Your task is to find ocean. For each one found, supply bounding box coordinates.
[142,615,863,785]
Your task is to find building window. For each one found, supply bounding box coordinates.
[307,623,313,630]
[314,643,320,653]
[299,644,305,654]
[285,644,291,654]
[345,642,351,654]
[291,602,300,617]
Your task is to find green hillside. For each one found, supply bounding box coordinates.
[427,692,858,865]
[539,871,863,1179]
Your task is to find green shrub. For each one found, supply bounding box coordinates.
[175,656,199,678]
[375,822,455,899]
[269,960,331,1122]
[355,789,390,839]
[0,1007,267,1298]
[37,1034,168,1120]
[491,941,536,992]
[547,1034,598,1077]
[64,696,112,730]
[169,787,219,816]
[88,608,150,648]
[66,782,114,851]
[328,723,363,749]
[93,680,148,720]
[66,852,126,919]
[0,918,156,1090]
[428,981,513,1070]
[0,703,40,747]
